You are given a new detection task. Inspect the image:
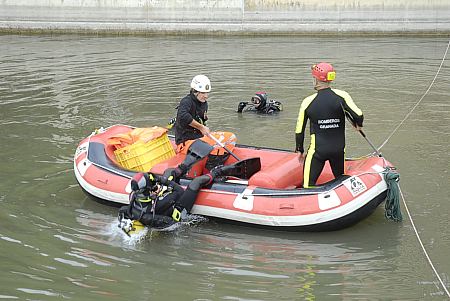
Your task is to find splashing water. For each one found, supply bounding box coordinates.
[107,214,208,246]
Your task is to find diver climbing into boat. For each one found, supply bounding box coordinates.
[237,91,283,114]
[117,165,232,234]
[117,139,261,234]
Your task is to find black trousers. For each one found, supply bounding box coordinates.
[176,174,212,212]
[303,149,344,188]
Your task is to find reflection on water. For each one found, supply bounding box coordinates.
[0,34,449,300]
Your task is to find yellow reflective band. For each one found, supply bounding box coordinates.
[138,197,153,203]
[168,175,174,181]
[332,89,363,116]
[327,71,336,81]
[296,93,317,133]
[172,208,181,221]
[158,186,167,197]
[303,134,316,188]
[149,173,154,181]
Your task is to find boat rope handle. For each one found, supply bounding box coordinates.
[399,185,450,298]
[199,170,390,198]
[378,38,450,151]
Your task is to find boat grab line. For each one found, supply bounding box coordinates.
[247,170,389,197]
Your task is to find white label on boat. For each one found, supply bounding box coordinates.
[318,190,341,210]
[75,142,88,160]
[125,180,132,194]
[77,158,92,177]
[372,164,384,173]
[233,188,254,211]
[344,176,367,197]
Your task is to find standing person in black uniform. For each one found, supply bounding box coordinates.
[295,62,364,188]
[174,74,211,154]
[237,91,283,114]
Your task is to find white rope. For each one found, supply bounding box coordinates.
[399,186,450,298]
[375,39,450,298]
[378,39,450,150]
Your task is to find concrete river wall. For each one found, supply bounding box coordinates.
[1,0,449,35]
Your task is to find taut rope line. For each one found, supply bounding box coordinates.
[376,38,450,298]
[399,186,450,298]
[377,39,450,151]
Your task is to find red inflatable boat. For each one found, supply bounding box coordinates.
[74,124,395,231]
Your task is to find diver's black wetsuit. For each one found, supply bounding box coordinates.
[118,174,212,226]
[237,99,282,114]
[295,88,363,188]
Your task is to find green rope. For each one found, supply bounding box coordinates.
[384,168,402,222]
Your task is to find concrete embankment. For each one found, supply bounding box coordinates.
[1,0,450,35]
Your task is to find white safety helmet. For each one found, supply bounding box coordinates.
[190,75,211,93]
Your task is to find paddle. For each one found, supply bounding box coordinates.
[165,118,261,178]
[343,111,382,157]
[205,133,261,179]
[356,128,382,157]
[166,118,239,160]
[206,132,241,161]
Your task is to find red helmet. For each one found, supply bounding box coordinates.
[311,62,336,82]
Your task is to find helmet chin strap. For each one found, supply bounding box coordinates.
[313,78,320,90]
[313,78,330,91]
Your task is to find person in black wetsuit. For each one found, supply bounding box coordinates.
[117,164,233,232]
[295,62,364,188]
[174,74,211,154]
[237,92,283,114]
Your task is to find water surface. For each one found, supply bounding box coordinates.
[0,34,449,300]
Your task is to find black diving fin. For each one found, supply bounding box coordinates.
[213,157,261,180]
[182,140,214,167]
[163,140,214,180]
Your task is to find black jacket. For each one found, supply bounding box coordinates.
[119,178,185,225]
[174,92,208,145]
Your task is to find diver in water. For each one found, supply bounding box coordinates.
[237,92,283,114]
[117,139,261,234]
[117,164,232,233]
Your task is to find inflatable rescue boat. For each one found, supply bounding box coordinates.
[74,124,397,231]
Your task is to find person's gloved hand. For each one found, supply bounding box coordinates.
[130,173,151,191]
[237,102,248,113]
[130,173,157,196]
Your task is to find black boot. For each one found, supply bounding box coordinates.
[163,164,188,182]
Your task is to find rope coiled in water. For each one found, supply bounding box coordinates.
[384,168,402,222]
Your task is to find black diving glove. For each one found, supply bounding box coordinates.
[237,102,248,113]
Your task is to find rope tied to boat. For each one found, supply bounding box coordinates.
[383,167,402,222]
